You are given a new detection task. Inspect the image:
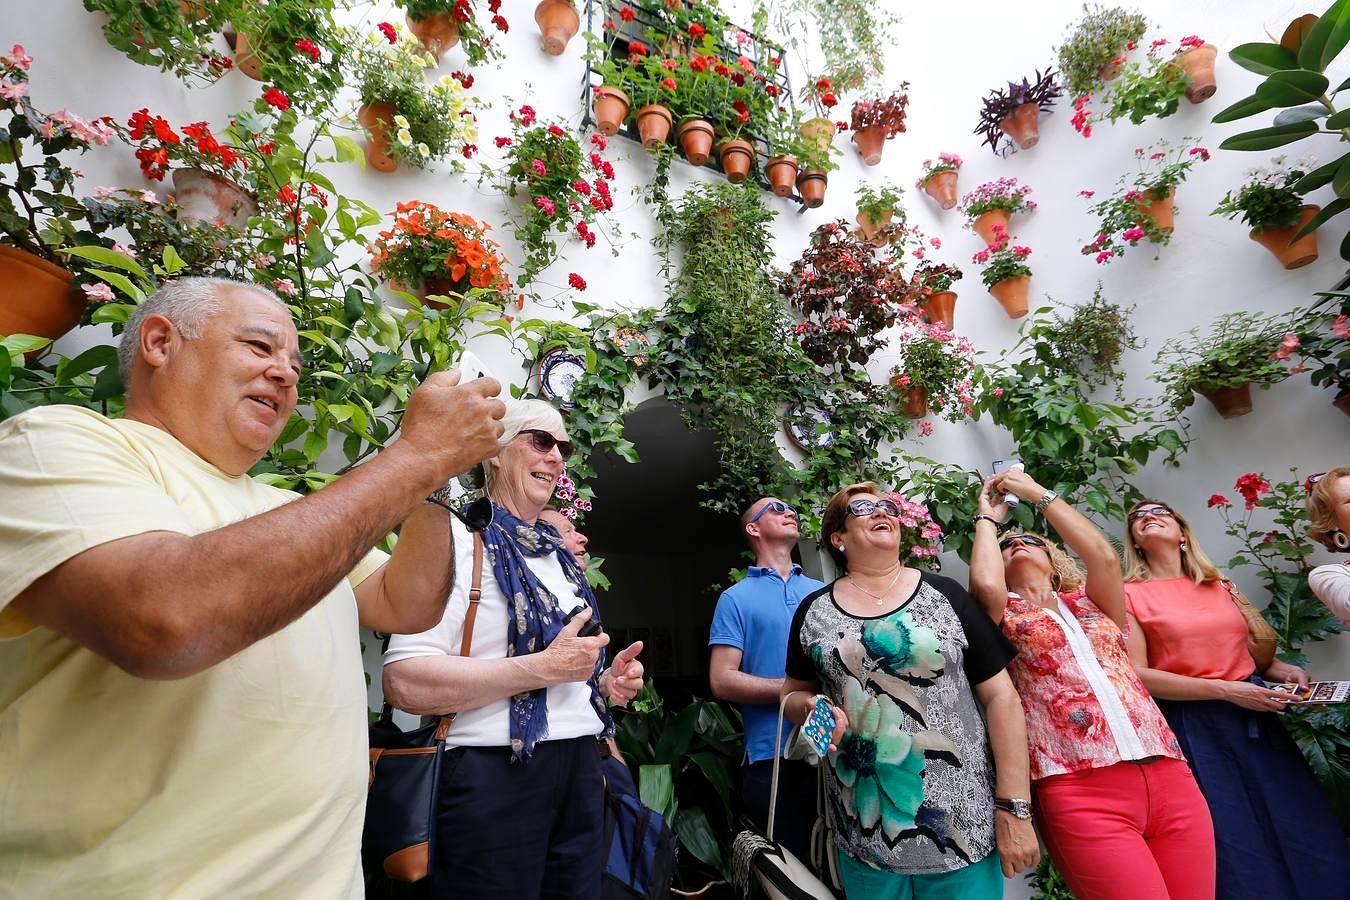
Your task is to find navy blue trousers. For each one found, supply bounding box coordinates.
[429,736,604,899]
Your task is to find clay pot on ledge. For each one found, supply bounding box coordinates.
[534,0,580,56]
[357,103,400,173]
[233,32,264,81]
[1176,43,1218,103]
[677,119,715,166]
[592,86,630,136]
[0,245,87,351]
[1251,205,1321,269]
[716,139,754,184]
[999,102,1041,150]
[1133,188,1175,232]
[852,125,885,166]
[1199,383,1253,418]
[989,275,1030,318]
[972,208,1012,245]
[900,385,929,418]
[923,291,957,330]
[923,171,958,209]
[796,169,828,208]
[1334,394,1350,419]
[765,155,798,197]
[406,13,461,64]
[635,104,673,150]
[172,168,258,229]
[856,208,893,243]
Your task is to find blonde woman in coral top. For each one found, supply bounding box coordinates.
[1304,467,1350,625]
[970,470,1212,900]
[1122,498,1349,900]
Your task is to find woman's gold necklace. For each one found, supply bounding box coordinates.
[848,565,905,606]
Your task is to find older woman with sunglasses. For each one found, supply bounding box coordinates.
[782,482,1038,900]
[1305,467,1350,625]
[382,399,645,899]
[969,470,1213,900]
[1122,498,1349,900]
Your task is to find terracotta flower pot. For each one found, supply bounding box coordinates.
[534,0,580,56]
[923,291,957,330]
[717,138,754,183]
[972,209,1012,245]
[636,104,674,150]
[856,208,892,242]
[421,276,461,311]
[901,385,929,418]
[1199,383,1253,419]
[852,125,885,166]
[0,245,87,350]
[990,275,1030,318]
[1251,205,1321,269]
[1100,59,1123,81]
[677,119,715,166]
[1176,43,1218,103]
[172,168,258,229]
[999,102,1041,150]
[799,117,835,157]
[796,169,828,208]
[592,86,630,136]
[1134,188,1175,232]
[234,32,264,81]
[765,155,798,197]
[923,170,959,209]
[406,13,461,64]
[1334,394,1350,419]
[358,102,400,173]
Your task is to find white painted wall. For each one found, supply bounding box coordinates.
[7,2,1347,895]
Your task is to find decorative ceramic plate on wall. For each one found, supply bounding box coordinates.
[784,403,835,451]
[611,326,652,369]
[537,348,586,409]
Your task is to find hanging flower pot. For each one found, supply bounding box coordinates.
[1176,43,1218,103]
[923,291,957,330]
[923,171,959,209]
[1334,394,1350,419]
[406,13,461,64]
[0,245,87,350]
[233,32,264,81]
[1099,58,1123,81]
[901,385,929,418]
[799,117,835,158]
[1133,188,1175,232]
[998,102,1041,150]
[765,155,798,197]
[990,275,1030,318]
[677,119,715,166]
[852,125,885,166]
[171,168,258,229]
[856,208,892,242]
[357,102,400,173]
[796,169,828,209]
[635,104,673,150]
[592,86,630,136]
[1199,383,1253,418]
[1251,205,1321,269]
[972,209,1012,245]
[534,0,580,56]
[716,139,754,184]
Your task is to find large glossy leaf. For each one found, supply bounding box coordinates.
[1342,227,1350,261]
[1212,92,1274,123]
[56,344,117,382]
[1230,42,1298,75]
[1275,104,1331,125]
[1257,70,1332,106]
[1298,0,1350,72]
[672,807,723,870]
[1294,155,1347,191]
[1336,156,1350,197]
[1295,197,1350,239]
[1219,120,1320,150]
[1282,13,1322,53]
[638,763,675,820]
[1327,107,1350,128]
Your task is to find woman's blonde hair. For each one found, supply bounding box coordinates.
[485,398,567,493]
[1004,530,1084,592]
[820,481,881,572]
[1121,498,1222,584]
[1306,467,1350,551]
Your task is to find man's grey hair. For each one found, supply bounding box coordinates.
[117,277,290,384]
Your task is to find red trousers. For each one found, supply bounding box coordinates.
[1033,758,1216,900]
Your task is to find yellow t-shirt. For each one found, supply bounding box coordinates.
[0,405,388,898]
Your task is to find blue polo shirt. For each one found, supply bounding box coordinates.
[709,564,826,764]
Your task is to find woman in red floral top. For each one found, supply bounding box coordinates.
[969,469,1213,900]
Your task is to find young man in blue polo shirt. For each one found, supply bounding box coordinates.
[708,496,825,862]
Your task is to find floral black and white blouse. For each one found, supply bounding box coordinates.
[786,572,1017,875]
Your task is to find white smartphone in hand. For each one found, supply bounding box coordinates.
[991,458,1024,507]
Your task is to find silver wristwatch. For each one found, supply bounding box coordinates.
[994,797,1033,820]
[1033,490,1059,514]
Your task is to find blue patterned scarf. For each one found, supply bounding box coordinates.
[474,501,614,761]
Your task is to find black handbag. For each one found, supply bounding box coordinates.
[363,534,483,883]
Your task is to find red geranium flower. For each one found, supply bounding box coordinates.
[377,22,397,43]
[568,273,587,291]
[619,5,635,21]
[1207,494,1231,509]
[688,23,705,39]
[294,39,320,61]
[262,87,291,111]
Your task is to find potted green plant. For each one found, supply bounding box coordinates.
[1154,309,1308,418]
[82,0,236,83]
[911,262,964,330]
[1055,4,1148,96]
[1212,154,1323,270]
[668,53,716,166]
[974,70,1062,155]
[958,177,1036,244]
[798,75,841,165]
[1037,284,1142,389]
[230,0,345,114]
[706,55,772,183]
[1080,138,1210,264]
[889,322,977,420]
[854,182,904,243]
[585,24,633,136]
[762,102,800,198]
[972,226,1033,319]
[534,0,580,56]
[1300,290,1350,417]
[368,200,512,309]
[348,26,479,173]
[916,153,962,209]
[1071,35,1208,135]
[849,83,909,167]
[393,0,508,65]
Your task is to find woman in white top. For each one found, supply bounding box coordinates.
[382,399,644,899]
[1305,467,1350,626]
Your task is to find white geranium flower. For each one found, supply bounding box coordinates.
[397,128,413,146]
[394,114,410,129]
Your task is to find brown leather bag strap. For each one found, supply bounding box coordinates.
[436,533,484,741]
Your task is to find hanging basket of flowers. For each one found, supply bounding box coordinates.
[369,201,512,310]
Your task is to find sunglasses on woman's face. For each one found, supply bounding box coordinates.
[845,498,901,519]
[749,500,798,524]
[999,534,1047,552]
[520,429,573,459]
[1128,506,1174,522]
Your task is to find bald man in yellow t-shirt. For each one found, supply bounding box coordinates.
[0,278,505,897]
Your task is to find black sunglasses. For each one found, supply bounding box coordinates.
[451,496,494,534]
[999,534,1047,551]
[749,500,798,524]
[520,429,574,459]
[1128,505,1175,522]
[846,498,901,519]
